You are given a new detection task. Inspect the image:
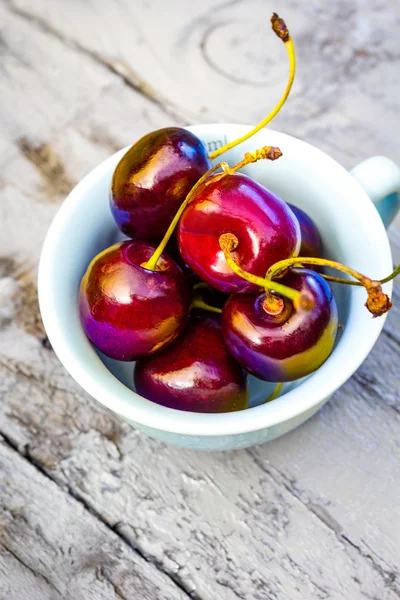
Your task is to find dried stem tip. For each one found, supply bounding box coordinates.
[365,280,392,317]
[245,146,282,163]
[230,146,282,175]
[271,13,290,42]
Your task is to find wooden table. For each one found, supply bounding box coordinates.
[1,2,399,598]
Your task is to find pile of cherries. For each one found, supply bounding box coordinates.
[79,14,396,413]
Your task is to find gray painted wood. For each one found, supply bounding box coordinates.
[0,1,399,598]
[0,438,189,599]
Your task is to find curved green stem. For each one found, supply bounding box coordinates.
[143,163,223,271]
[296,264,400,288]
[319,273,362,286]
[266,256,393,317]
[208,15,295,160]
[380,263,400,284]
[219,240,301,304]
[264,382,283,404]
[143,146,282,272]
[192,298,222,314]
[266,256,369,284]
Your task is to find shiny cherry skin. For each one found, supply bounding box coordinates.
[111,127,211,241]
[288,204,322,258]
[178,173,301,293]
[134,315,248,413]
[222,269,338,382]
[79,240,191,361]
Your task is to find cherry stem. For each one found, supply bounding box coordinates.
[219,233,306,308]
[320,274,361,286]
[192,282,210,292]
[191,298,222,314]
[268,256,370,285]
[313,263,400,287]
[143,146,282,271]
[192,282,223,314]
[143,163,223,271]
[266,256,393,317]
[264,382,283,404]
[208,13,295,160]
[381,263,400,284]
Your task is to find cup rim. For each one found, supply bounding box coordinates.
[38,124,393,437]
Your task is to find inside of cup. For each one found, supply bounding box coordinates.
[99,244,348,409]
[41,124,391,433]
[98,223,309,407]
[82,126,353,409]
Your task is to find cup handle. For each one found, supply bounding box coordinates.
[350,156,400,228]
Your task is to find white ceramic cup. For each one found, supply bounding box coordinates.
[38,124,400,451]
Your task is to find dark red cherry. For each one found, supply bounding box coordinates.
[79,240,191,361]
[134,315,248,413]
[110,127,211,241]
[222,269,338,382]
[288,204,322,258]
[178,173,300,293]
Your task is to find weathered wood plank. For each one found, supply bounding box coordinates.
[0,0,399,598]
[1,340,399,599]
[0,544,62,600]
[0,4,181,269]
[0,438,190,599]
[9,0,400,168]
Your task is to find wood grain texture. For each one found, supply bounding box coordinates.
[0,0,399,598]
[0,438,189,600]
[9,0,400,167]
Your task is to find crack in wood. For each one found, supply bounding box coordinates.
[213,577,247,600]
[361,538,399,574]
[0,360,129,481]
[114,523,204,600]
[2,341,399,595]
[0,354,127,462]
[0,432,195,600]
[95,565,127,600]
[248,451,400,594]
[0,538,63,597]
[0,354,71,395]
[352,367,400,415]
[383,327,400,348]
[284,554,329,600]
[388,404,400,416]
[6,0,197,126]
[341,534,399,588]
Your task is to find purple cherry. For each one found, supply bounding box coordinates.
[222,269,338,382]
[79,240,191,361]
[134,315,248,412]
[288,204,322,258]
[110,127,211,241]
[178,173,301,294]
